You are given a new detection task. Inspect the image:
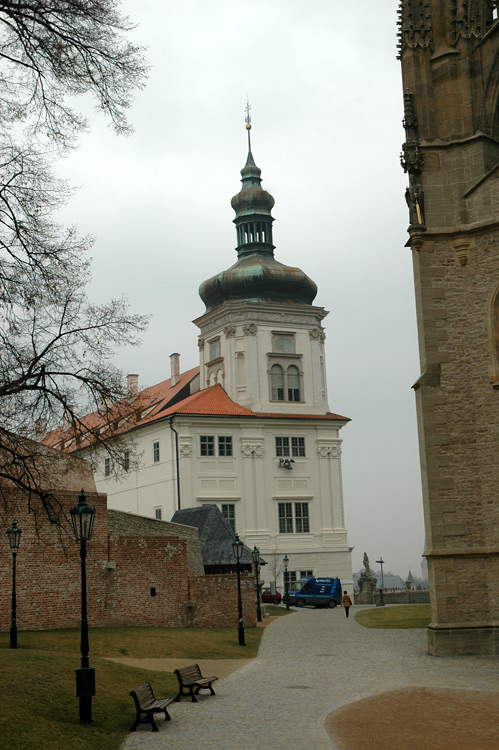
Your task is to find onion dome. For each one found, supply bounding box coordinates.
[199,116,317,313]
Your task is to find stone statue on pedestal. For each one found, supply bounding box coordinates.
[358,552,377,604]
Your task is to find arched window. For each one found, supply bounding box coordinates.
[487,284,499,386]
[287,365,300,401]
[271,365,284,401]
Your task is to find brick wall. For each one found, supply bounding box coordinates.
[0,490,109,631]
[186,575,257,628]
[0,490,258,632]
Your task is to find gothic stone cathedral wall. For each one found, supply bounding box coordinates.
[412,227,499,656]
[399,1,499,655]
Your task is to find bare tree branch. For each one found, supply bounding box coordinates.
[0,1,149,523]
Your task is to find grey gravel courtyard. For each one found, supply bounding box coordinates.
[122,606,498,750]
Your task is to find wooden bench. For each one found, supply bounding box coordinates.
[129,682,175,732]
[174,664,218,703]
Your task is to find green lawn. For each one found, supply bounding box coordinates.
[264,604,293,617]
[0,625,266,750]
[355,604,431,629]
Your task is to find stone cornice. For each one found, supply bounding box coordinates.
[425,547,499,559]
[193,300,328,332]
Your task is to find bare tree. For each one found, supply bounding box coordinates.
[263,553,285,603]
[0,1,148,519]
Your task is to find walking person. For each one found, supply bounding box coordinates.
[341,590,352,618]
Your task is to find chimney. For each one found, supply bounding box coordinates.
[127,374,139,399]
[170,353,180,387]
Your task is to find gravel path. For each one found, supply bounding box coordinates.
[122,606,498,750]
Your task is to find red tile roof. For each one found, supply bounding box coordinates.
[44,369,349,453]
[149,383,350,423]
[43,367,200,450]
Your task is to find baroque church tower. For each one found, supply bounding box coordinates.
[398,0,498,655]
[195,115,329,416]
[54,113,353,593]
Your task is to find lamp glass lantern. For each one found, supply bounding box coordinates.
[70,490,96,542]
[252,546,260,566]
[7,520,22,552]
[232,533,243,562]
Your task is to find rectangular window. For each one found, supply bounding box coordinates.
[284,570,297,586]
[295,502,310,533]
[291,437,306,457]
[124,451,130,472]
[278,502,310,533]
[275,437,290,457]
[200,435,232,456]
[300,570,313,579]
[153,441,160,463]
[218,436,233,457]
[154,507,162,520]
[278,502,294,533]
[104,457,111,477]
[200,435,215,456]
[276,436,305,457]
[221,503,236,532]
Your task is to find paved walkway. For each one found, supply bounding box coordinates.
[123,607,498,750]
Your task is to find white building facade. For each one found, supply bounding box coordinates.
[76,126,353,592]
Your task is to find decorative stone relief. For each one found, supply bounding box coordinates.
[317,443,342,458]
[309,327,326,341]
[242,323,257,335]
[410,233,426,252]
[224,325,236,338]
[179,441,192,457]
[241,443,264,457]
[396,1,433,60]
[452,1,495,43]
[197,337,204,350]
[451,236,473,267]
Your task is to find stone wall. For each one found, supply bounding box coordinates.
[354,591,430,605]
[399,3,499,655]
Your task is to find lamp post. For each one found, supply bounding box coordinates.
[7,520,22,649]
[283,554,290,610]
[376,557,385,607]
[70,490,96,723]
[231,534,245,646]
[252,546,262,622]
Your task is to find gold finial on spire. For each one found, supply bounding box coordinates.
[244,98,252,130]
[244,98,252,151]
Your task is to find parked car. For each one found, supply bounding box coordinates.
[261,588,282,604]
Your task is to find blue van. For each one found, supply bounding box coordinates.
[285,577,342,608]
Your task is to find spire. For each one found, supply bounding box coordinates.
[198,110,318,313]
[231,104,275,258]
[245,98,252,153]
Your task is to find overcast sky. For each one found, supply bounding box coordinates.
[57,1,426,580]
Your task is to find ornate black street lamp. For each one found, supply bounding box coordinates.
[376,556,386,607]
[7,520,22,649]
[252,546,262,622]
[283,554,290,610]
[70,490,96,723]
[231,534,245,646]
